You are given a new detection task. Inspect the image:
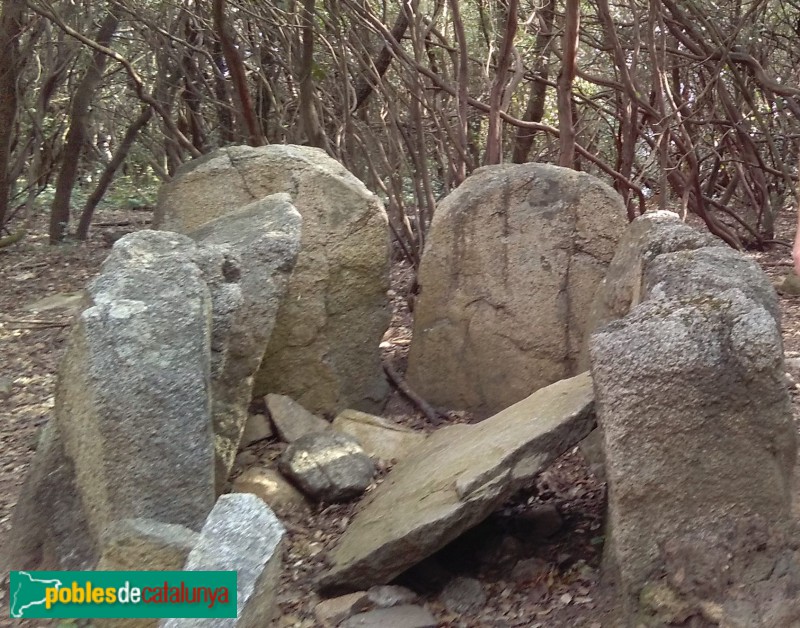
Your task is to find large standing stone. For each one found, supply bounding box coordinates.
[317,373,595,592]
[406,163,626,416]
[189,194,302,491]
[160,494,286,628]
[56,231,218,542]
[590,252,797,621]
[577,210,723,369]
[155,145,391,415]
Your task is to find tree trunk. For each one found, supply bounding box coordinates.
[298,0,326,149]
[212,0,263,147]
[484,0,518,165]
[48,10,119,243]
[76,105,153,240]
[0,0,24,232]
[557,0,579,168]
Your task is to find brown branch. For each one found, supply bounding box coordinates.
[383,360,443,426]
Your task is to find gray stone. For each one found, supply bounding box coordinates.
[279,431,375,502]
[314,592,371,627]
[339,605,438,628]
[366,585,418,608]
[510,557,551,584]
[331,410,426,462]
[57,231,217,539]
[590,277,796,619]
[190,194,301,492]
[0,375,10,395]
[155,144,391,416]
[97,518,199,571]
[160,494,285,628]
[267,394,330,443]
[5,422,97,570]
[440,577,486,614]
[232,467,309,513]
[240,414,273,448]
[407,163,626,416]
[517,503,563,539]
[25,291,83,315]
[317,372,595,591]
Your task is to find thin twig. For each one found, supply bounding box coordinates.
[382,360,443,426]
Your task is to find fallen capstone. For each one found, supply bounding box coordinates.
[279,431,375,502]
[406,163,626,416]
[590,251,797,622]
[155,144,391,415]
[189,194,302,491]
[317,372,595,592]
[266,393,330,443]
[160,494,285,628]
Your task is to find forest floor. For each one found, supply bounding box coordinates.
[1,206,799,627]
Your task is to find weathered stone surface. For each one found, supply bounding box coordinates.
[6,422,96,570]
[318,373,595,591]
[331,409,426,462]
[407,163,626,416]
[314,592,371,627]
[97,518,199,571]
[240,414,273,448]
[267,393,330,443]
[160,494,285,628]
[190,194,302,491]
[590,272,796,620]
[366,585,418,608]
[339,605,438,628]
[56,232,219,545]
[155,144,391,415]
[279,432,375,502]
[233,467,310,513]
[578,210,723,370]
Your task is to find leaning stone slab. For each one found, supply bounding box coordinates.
[189,194,302,492]
[56,231,217,541]
[160,494,285,628]
[155,144,391,416]
[590,285,796,620]
[317,372,595,592]
[97,518,199,571]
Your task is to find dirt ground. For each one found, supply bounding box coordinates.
[1,205,799,627]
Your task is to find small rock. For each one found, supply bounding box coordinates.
[339,605,437,628]
[476,534,523,567]
[279,431,375,502]
[440,577,486,614]
[367,585,418,608]
[235,450,258,468]
[638,582,694,624]
[24,292,83,314]
[331,410,426,462]
[241,413,273,448]
[314,592,371,627]
[0,376,11,395]
[267,394,330,443]
[517,503,563,539]
[511,557,551,584]
[233,467,309,513]
[777,273,800,296]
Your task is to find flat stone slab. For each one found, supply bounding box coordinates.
[317,372,595,591]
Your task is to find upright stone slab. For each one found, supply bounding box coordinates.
[57,232,218,542]
[160,494,285,628]
[577,210,723,369]
[155,145,391,415]
[189,194,302,491]
[406,163,626,415]
[589,247,797,622]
